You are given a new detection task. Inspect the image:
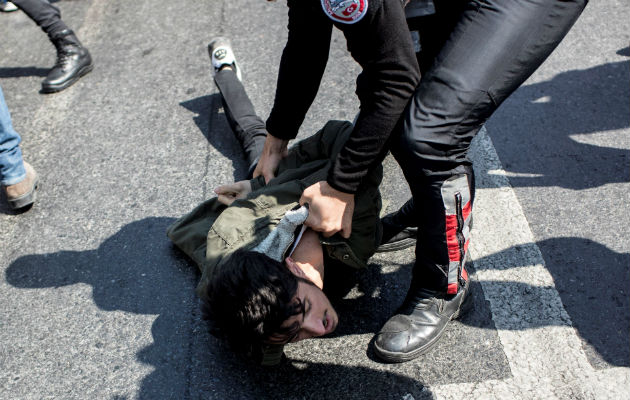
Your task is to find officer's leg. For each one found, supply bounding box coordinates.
[11,0,68,37]
[377,1,469,251]
[375,0,588,363]
[213,68,266,178]
[12,0,92,93]
[407,0,468,75]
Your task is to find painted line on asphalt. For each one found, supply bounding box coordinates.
[429,127,630,399]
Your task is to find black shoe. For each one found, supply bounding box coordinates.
[376,198,418,252]
[41,29,93,93]
[373,277,472,363]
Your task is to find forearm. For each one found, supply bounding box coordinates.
[329,0,420,193]
[327,109,401,194]
[266,0,333,140]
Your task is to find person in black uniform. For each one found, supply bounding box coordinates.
[373,0,588,363]
[256,0,588,363]
[9,0,93,93]
[254,0,420,240]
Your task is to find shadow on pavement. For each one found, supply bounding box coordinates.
[252,361,434,400]
[326,259,511,385]
[2,217,436,398]
[191,327,436,400]
[7,217,617,394]
[0,189,36,215]
[327,261,495,340]
[5,217,200,398]
[179,94,249,182]
[539,237,629,368]
[482,58,629,369]
[488,60,629,190]
[472,237,629,368]
[0,67,49,78]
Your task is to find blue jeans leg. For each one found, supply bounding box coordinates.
[0,87,26,186]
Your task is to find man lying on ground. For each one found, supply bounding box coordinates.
[167,38,412,365]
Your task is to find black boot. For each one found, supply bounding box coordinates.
[41,29,93,93]
[376,198,418,252]
[373,276,472,363]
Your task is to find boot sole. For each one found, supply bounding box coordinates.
[374,327,445,363]
[376,237,416,253]
[7,177,39,210]
[41,63,94,93]
[374,286,474,363]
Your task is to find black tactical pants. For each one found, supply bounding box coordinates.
[214,69,267,176]
[12,0,68,38]
[393,0,588,293]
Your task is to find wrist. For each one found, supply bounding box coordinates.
[323,181,355,202]
[325,179,356,198]
[265,132,289,153]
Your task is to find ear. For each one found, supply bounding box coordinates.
[284,256,305,277]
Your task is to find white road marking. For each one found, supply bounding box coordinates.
[429,127,630,399]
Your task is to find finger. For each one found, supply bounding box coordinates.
[214,185,231,195]
[322,222,344,238]
[340,224,351,239]
[219,182,241,192]
[322,229,336,238]
[216,195,228,205]
[252,165,262,178]
[216,194,235,206]
[303,212,320,231]
[341,213,354,238]
[216,189,237,198]
[263,171,275,184]
[303,212,314,228]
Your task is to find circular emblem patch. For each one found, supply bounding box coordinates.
[321,0,368,24]
[214,48,227,60]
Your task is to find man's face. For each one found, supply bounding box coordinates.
[269,280,338,344]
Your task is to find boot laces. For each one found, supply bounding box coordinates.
[54,46,79,68]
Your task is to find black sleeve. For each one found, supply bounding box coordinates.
[265,0,333,141]
[328,0,420,193]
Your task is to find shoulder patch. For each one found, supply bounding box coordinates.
[321,0,368,24]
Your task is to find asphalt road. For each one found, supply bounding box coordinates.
[0,1,628,399]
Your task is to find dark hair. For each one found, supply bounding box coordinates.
[202,249,305,353]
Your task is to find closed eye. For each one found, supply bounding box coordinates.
[303,298,311,319]
[288,298,311,343]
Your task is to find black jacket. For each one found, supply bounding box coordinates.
[266,0,420,193]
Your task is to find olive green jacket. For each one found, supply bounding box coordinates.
[167,120,383,300]
[166,120,382,365]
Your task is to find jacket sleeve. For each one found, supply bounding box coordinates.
[265,0,333,141]
[328,0,420,193]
